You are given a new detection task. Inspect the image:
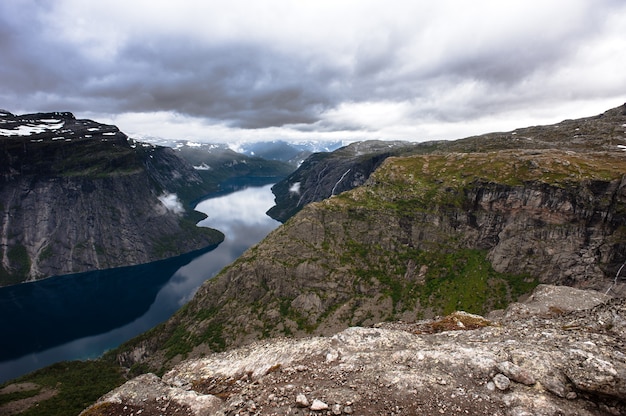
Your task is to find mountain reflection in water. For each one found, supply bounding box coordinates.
[0,183,280,383]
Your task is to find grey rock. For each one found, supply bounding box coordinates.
[496,361,535,386]
[84,285,626,416]
[295,393,309,408]
[493,374,511,391]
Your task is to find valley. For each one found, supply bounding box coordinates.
[1,105,626,415]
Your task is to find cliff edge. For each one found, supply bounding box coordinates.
[81,285,625,416]
[113,105,626,378]
[0,111,223,285]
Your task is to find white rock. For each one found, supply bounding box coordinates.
[310,399,329,410]
[295,393,309,407]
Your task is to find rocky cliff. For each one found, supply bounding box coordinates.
[270,104,626,224]
[113,105,626,376]
[0,111,223,285]
[5,106,626,415]
[267,140,424,222]
[82,285,626,416]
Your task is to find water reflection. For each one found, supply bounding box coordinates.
[0,184,279,383]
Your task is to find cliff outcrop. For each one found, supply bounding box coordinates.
[0,111,223,285]
[113,105,626,376]
[82,285,626,416]
[270,104,626,224]
[267,140,424,222]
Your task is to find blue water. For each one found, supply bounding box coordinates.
[0,184,280,383]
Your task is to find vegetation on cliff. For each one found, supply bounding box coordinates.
[3,105,626,414]
[107,106,625,379]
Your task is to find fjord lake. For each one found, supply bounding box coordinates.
[0,183,280,383]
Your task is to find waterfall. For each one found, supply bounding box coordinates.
[331,169,351,196]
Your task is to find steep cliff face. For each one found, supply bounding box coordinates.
[113,105,626,374]
[0,111,223,285]
[270,104,626,224]
[267,140,425,222]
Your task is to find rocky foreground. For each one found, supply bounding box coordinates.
[81,285,625,416]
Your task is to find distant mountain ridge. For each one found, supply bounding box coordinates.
[267,140,427,222]
[269,104,626,223]
[0,111,225,285]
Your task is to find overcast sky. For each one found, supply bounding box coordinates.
[1,0,625,143]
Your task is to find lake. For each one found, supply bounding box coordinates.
[0,183,280,383]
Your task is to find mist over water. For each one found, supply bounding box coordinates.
[0,184,279,383]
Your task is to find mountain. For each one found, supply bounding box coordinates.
[172,142,294,194]
[113,104,626,374]
[234,139,345,166]
[81,285,626,416]
[3,105,626,415]
[0,111,223,286]
[269,105,626,223]
[267,140,425,222]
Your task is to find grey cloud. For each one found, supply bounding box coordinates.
[73,40,338,128]
[1,0,624,135]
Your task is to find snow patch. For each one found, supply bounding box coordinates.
[158,193,185,215]
[618,145,626,152]
[0,121,64,136]
[103,132,116,136]
[193,163,211,171]
[289,182,301,194]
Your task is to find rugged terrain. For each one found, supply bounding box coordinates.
[267,140,422,222]
[173,143,294,195]
[80,285,625,416]
[114,105,626,376]
[2,105,626,415]
[0,111,223,285]
[271,105,626,224]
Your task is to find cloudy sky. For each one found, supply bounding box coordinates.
[1,0,625,143]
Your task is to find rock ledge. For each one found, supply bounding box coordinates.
[82,285,626,416]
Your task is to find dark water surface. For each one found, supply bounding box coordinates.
[0,184,279,383]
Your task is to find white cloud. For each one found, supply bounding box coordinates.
[289,182,301,195]
[158,193,185,215]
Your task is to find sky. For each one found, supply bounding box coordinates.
[1,0,625,143]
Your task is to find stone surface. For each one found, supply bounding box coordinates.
[83,285,626,416]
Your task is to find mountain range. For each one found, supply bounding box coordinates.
[0,111,291,286]
[1,104,626,415]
